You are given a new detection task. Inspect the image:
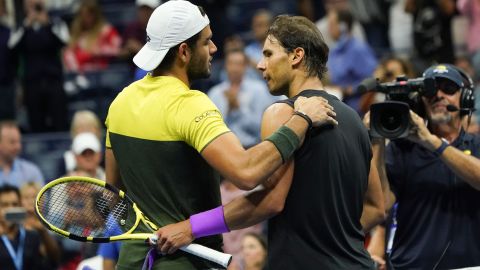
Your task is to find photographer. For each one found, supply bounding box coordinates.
[367,64,480,269]
[0,185,60,269]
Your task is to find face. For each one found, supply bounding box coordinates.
[327,10,340,41]
[80,6,97,30]
[21,185,38,213]
[225,51,247,84]
[0,126,22,163]
[0,191,21,227]
[252,13,270,42]
[75,149,102,173]
[384,60,406,82]
[187,26,217,80]
[422,78,461,124]
[137,6,154,27]
[241,235,266,268]
[257,35,292,96]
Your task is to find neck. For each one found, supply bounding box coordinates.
[288,72,324,98]
[4,224,19,240]
[430,119,462,143]
[152,66,190,87]
[0,157,14,172]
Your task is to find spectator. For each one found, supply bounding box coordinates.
[20,181,61,268]
[359,56,416,114]
[0,121,44,187]
[327,8,377,114]
[69,132,104,180]
[245,9,272,71]
[348,0,391,57]
[0,0,15,121]
[406,0,457,69]
[61,110,103,175]
[118,0,161,68]
[63,0,121,73]
[240,232,267,270]
[0,185,58,270]
[8,0,69,133]
[208,49,278,147]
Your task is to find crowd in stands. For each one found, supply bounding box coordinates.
[0,0,479,269]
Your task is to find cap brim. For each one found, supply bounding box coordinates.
[434,74,463,87]
[133,44,169,71]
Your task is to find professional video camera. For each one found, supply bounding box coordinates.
[358,76,436,139]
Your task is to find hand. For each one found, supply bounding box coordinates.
[224,84,240,111]
[407,111,440,150]
[363,111,371,129]
[294,96,338,127]
[371,254,386,270]
[153,220,194,254]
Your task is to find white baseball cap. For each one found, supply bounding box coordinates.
[72,132,101,155]
[136,0,161,9]
[133,0,210,71]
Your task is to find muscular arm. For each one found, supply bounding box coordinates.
[360,158,385,232]
[409,111,480,191]
[431,137,480,190]
[153,103,296,253]
[224,103,294,229]
[201,96,336,190]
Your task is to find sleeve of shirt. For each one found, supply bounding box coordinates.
[175,92,230,152]
[97,242,121,260]
[385,141,406,199]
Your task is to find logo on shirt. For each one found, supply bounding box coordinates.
[195,110,220,123]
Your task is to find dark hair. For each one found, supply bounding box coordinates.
[267,15,329,79]
[156,6,206,72]
[0,185,21,200]
[336,9,353,32]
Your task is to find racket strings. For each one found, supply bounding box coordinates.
[37,181,134,238]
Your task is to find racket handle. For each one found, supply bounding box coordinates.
[149,235,232,268]
[181,244,232,268]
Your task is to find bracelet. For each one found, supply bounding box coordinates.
[293,111,313,129]
[190,206,229,239]
[433,138,449,157]
[265,125,300,163]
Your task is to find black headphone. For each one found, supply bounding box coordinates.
[452,66,476,116]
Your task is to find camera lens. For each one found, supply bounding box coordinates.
[380,110,403,131]
[370,101,410,139]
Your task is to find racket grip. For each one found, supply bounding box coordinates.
[149,235,232,268]
[181,244,232,268]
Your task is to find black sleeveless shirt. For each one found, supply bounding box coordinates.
[268,90,374,269]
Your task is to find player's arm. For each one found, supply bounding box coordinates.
[224,103,294,230]
[202,96,337,190]
[360,158,385,232]
[105,147,124,190]
[154,103,296,253]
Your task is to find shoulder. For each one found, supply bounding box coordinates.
[263,102,293,121]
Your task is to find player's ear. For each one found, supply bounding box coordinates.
[291,47,304,66]
[178,43,191,63]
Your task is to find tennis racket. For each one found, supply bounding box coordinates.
[35,176,232,268]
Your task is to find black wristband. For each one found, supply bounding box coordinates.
[265,126,300,163]
[293,111,313,129]
[433,139,449,156]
